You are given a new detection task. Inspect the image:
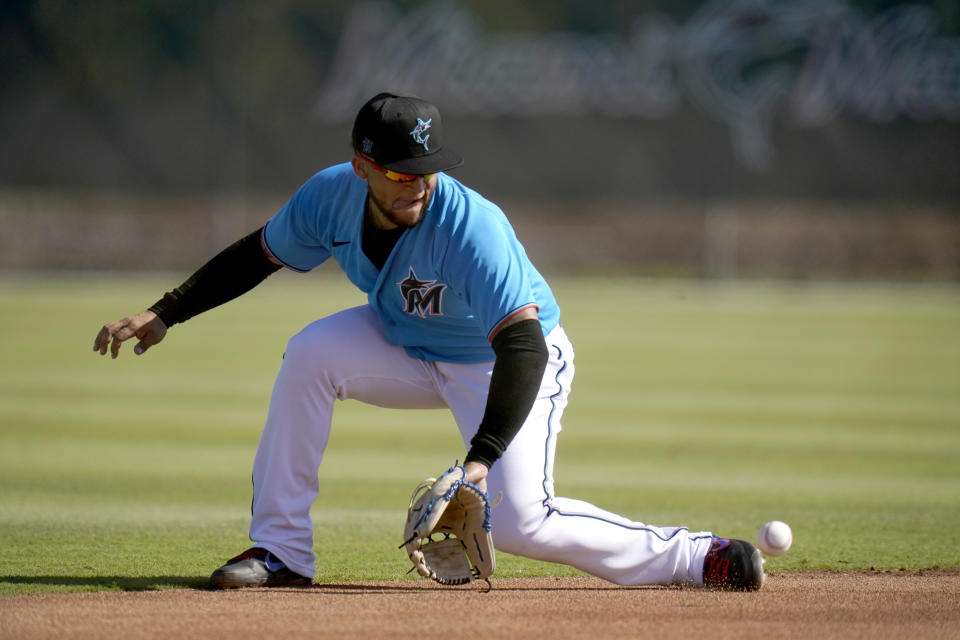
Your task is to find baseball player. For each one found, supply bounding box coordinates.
[93,93,764,591]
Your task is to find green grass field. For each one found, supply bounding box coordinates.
[1,271,958,594]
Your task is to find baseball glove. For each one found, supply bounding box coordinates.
[401,464,495,586]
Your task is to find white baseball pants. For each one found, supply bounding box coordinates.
[249,305,715,585]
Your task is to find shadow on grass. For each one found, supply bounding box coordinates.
[1,576,211,591]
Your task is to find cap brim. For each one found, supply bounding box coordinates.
[384,147,463,174]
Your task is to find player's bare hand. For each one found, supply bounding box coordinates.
[463,461,489,494]
[93,311,168,359]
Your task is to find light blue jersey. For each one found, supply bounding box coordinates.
[262,163,560,362]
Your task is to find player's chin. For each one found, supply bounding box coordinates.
[390,198,427,226]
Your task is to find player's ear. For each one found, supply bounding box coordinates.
[351,155,368,180]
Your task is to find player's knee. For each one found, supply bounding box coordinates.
[285,325,339,365]
[281,332,315,372]
[280,329,343,390]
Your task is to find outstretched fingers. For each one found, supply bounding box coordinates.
[93,325,112,356]
[93,312,166,359]
[92,318,134,358]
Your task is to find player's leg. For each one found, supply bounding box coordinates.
[439,325,715,586]
[247,305,446,579]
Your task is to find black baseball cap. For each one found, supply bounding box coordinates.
[351,92,463,174]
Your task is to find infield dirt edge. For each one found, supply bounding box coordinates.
[2,569,958,640]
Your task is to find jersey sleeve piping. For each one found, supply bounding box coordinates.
[260,226,312,274]
[487,303,540,342]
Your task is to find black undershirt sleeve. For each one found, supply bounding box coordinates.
[148,227,281,327]
[464,318,549,468]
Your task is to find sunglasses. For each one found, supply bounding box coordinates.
[360,155,435,184]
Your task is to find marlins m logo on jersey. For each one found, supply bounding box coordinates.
[398,267,445,318]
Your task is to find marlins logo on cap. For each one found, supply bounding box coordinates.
[351,93,462,175]
[409,118,432,151]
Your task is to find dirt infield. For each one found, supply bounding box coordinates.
[2,570,958,639]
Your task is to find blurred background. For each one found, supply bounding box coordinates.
[1,0,957,278]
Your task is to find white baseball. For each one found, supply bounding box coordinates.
[757,520,792,556]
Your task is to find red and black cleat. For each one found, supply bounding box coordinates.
[702,538,765,591]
